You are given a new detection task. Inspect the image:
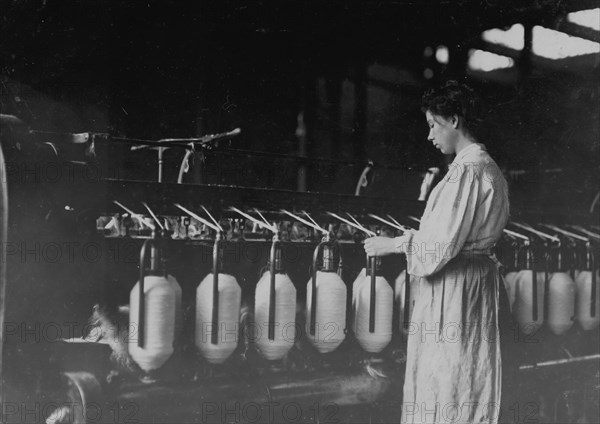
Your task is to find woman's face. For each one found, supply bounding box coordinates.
[425,110,458,155]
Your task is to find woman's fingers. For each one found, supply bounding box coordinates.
[364,236,396,256]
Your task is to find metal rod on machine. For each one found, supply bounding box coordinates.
[230,208,279,339]
[138,240,149,348]
[119,129,244,150]
[519,354,600,371]
[143,203,165,231]
[369,255,377,333]
[511,222,560,243]
[540,224,589,242]
[0,143,8,403]
[174,204,224,342]
[510,223,558,322]
[268,236,278,340]
[326,212,376,237]
[327,212,378,332]
[503,228,530,242]
[63,368,392,424]
[174,204,222,232]
[344,212,380,334]
[137,204,164,348]
[397,213,417,331]
[408,216,421,225]
[114,201,154,229]
[569,226,600,240]
[212,232,222,344]
[229,207,277,233]
[368,213,405,231]
[281,210,328,235]
[281,210,329,336]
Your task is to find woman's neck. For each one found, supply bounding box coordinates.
[455,134,477,156]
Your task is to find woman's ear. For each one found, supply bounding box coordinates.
[451,115,460,129]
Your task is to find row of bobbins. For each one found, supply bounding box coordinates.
[125,206,415,377]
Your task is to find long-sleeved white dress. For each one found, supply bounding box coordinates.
[394,143,510,424]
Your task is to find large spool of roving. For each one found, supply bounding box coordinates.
[504,240,521,312]
[513,243,546,336]
[306,237,347,353]
[546,242,576,335]
[129,232,177,373]
[157,228,182,341]
[196,233,242,364]
[576,242,600,331]
[254,235,297,360]
[354,256,393,353]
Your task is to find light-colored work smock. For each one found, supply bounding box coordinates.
[394,142,510,424]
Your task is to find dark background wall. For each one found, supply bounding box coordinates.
[1,1,598,199]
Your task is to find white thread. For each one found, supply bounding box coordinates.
[128,276,176,371]
[575,270,600,331]
[354,274,393,353]
[195,273,242,364]
[513,271,546,335]
[305,271,347,353]
[547,272,576,335]
[254,271,297,360]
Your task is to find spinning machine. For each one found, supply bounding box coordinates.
[0,127,598,424]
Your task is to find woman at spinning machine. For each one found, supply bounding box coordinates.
[365,81,511,424]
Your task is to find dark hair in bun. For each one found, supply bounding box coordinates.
[421,81,483,136]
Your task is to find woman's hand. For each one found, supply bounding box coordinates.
[364,236,398,257]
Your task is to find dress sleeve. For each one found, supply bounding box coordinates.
[394,163,481,277]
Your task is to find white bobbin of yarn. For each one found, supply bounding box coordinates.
[196,272,242,364]
[542,238,576,335]
[541,224,598,333]
[576,241,600,331]
[511,224,564,336]
[547,271,575,335]
[129,275,176,372]
[355,258,393,353]
[502,233,523,313]
[127,218,177,373]
[255,270,297,360]
[306,239,347,353]
[576,269,600,331]
[514,270,546,336]
[306,271,346,352]
[231,208,297,360]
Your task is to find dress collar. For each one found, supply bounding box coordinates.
[453,142,485,163]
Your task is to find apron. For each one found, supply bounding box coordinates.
[401,253,514,424]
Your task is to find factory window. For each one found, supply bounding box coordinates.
[532,26,600,59]
[567,8,600,31]
[468,49,515,72]
[435,45,449,64]
[482,24,525,51]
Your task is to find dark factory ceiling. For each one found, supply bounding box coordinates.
[0,0,598,199]
[0,0,598,86]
